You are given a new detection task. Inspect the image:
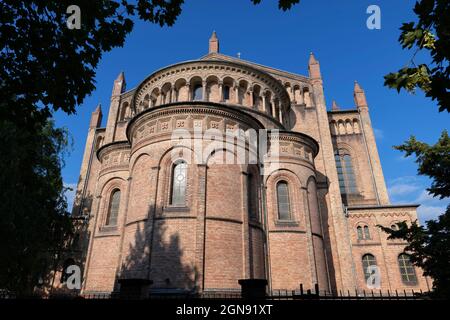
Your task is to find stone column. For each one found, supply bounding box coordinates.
[218,81,223,102]
[248,88,254,108]
[260,93,267,112]
[186,83,191,101]
[202,81,207,101]
[271,98,276,119]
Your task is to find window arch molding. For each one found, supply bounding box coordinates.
[99,177,126,228]
[266,169,303,223]
[156,146,195,210]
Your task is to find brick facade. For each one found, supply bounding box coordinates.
[65,33,429,296]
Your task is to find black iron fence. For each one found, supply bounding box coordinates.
[0,287,429,300]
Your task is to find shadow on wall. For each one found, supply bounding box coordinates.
[40,191,94,297]
[117,207,199,298]
[315,171,337,293]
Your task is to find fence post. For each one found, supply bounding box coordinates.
[300,283,304,296]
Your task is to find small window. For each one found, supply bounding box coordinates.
[223,85,230,101]
[357,226,363,240]
[193,84,203,101]
[247,174,258,221]
[398,254,417,285]
[106,189,121,226]
[362,254,377,282]
[171,161,187,206]
[276,181,291,220]
[363,225,371,239]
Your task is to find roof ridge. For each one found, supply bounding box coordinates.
[200,52,309,81]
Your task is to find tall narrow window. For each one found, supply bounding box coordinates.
[106,189,120,226]
[357,226,363,240]
[223,85,230,101]
[193,84,203,101]
[247,174,258,221]
[335,152,357,195]
[171,161,187,206]
[362,254,377,282]
[276,181,291,220]
[398,254,417,285]
[363,225,371,239]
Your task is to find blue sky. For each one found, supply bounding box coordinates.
[56,0,449,222]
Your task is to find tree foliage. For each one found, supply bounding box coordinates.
[384,0,450,112]
[0,0,300,294]
[395,131,450,199]
[380,131,450,298]
[0,120,73,294]
[0,0,300,128]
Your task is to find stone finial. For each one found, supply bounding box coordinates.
[309,52,318,65]
[308,52,321,79]
[112,71,126,96]
[354,81,368,109]
[209,31,219,54]
[332,100,340,111]
[90,104,102,128]
[94,103,102,114]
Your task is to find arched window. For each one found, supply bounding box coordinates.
[223,85,230,101]
[252,91,259,109]
[106,189,120,226]
[362,254,377,282]
[363,225,371,239]
[193,84,203,101]
[335,152,357,195]
[171,161,187,206]
[357,226,363,240]
[398,254,417,285]
[276,181,291,220]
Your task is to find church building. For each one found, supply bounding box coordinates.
[69,33,429,296]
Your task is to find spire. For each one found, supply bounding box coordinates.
[354,81,368,109]
[94,103,102,114]
[209,31,219,54]
[117,71,125,82]
[309,52,318,65]
[308,52,321,79]
[112,71,126,96]
[332,100,340,111]
[90,103,102,128]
